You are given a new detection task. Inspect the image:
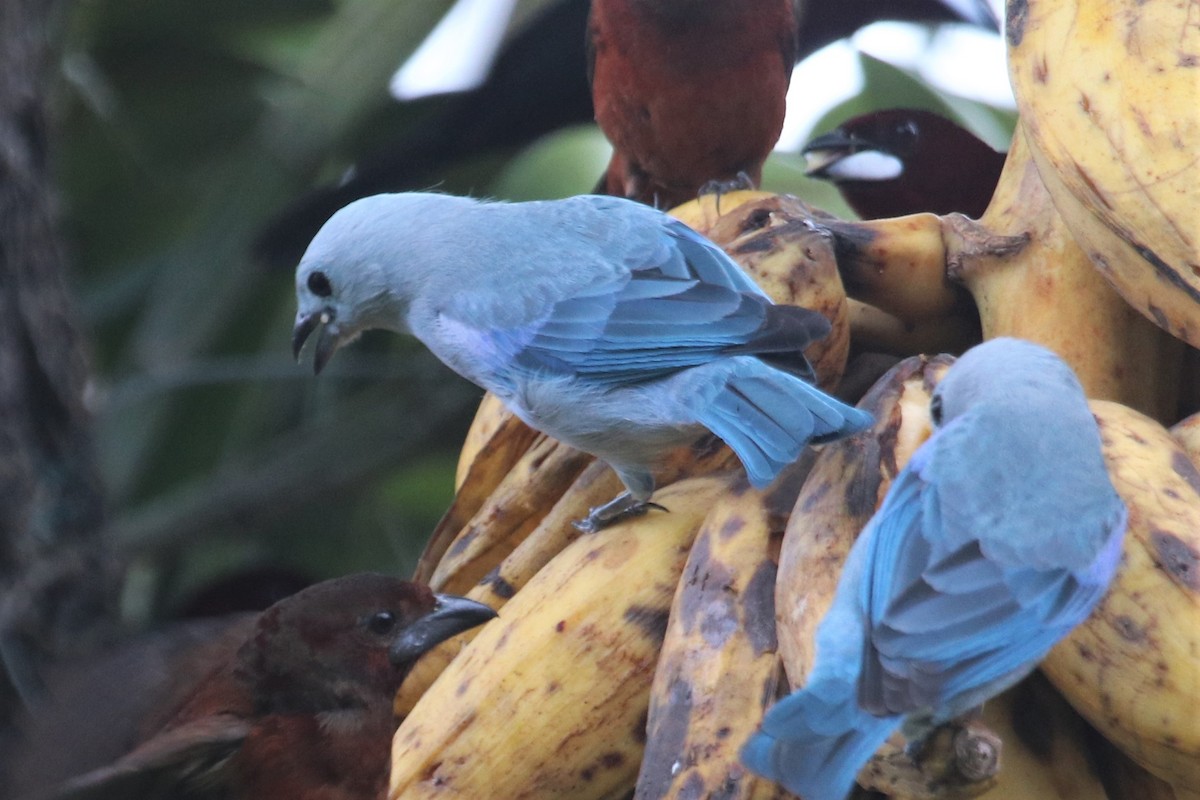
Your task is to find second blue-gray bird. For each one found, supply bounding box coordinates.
[741,337,1127,800]
[292,192,871,531]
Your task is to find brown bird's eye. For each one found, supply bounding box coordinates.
[930,393,944,426]
[307,270,333,298]
[366,611,397,635]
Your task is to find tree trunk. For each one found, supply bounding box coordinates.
[0,0,114,726]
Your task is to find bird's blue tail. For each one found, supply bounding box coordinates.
[695,364,872,487]
[741,676,901,800]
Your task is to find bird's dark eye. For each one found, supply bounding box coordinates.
[366,611,397,635]
[307,270,333,298]
[930,393,944,426]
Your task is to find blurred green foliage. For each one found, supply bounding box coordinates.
[49,0,1014,624]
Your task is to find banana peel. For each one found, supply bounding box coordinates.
[1041,400,1200,792]
[1006,0,1200,348]
[634,462,811,800]
[389,474,736,800]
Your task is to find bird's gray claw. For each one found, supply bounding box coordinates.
[571,497,669,533]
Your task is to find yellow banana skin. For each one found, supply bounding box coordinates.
[776,354,948,688]
[1006,0,1200,347]
[1172,411,1200,467]
[428,435,592,595]
[418,400,539,584]
[394,441,740,718]
[953,124,1182,423]
[389,474,734,800]
[1041,400,1200,793]
[634,465,809,800]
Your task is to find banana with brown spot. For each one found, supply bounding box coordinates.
[1006,0,1200,347]
[389,473,736,800]
[1041,400,1200,793]
[634,462,811,800]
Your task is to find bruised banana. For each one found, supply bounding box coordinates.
[393,441,739,717]
[1041,400,1200,793]
[634,462,811,800]
[1006,0,1200,348]
[427,434,592,595]
[390,473,736,800]
[1171,409,1200,467]
[415,407,543,585]
[453,391,533,492]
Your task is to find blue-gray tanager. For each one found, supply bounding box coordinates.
[291,192,871,530]
[741,337,1127,800]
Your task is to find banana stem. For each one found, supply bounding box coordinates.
[948,125,1182,423]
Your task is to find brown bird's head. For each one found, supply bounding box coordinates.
[802,108,1007,219]
[237,573,496,715]
[18,575,496,800]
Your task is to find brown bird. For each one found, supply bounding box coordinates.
[588,0,797,208]
[9,574,496,800]
[802,108,1008,220]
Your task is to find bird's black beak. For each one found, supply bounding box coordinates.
[292,309,340,375]
[389,594,497,666]
[801,131,863,176]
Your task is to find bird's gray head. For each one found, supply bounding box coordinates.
[292,192,471,373]
[929,337,1085,427]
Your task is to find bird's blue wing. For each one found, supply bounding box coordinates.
[492,220,830,385]
[856,425,1109,716]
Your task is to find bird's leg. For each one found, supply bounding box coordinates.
[572,491,669,534]
[697,171,758,211]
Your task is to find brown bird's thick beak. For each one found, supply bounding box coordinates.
[800,130,862,176]
[389,595,497,666]
[292,310,341,375]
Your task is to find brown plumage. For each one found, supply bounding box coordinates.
[10,574,495,800]
[589,0,797,208]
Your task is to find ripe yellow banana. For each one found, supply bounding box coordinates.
[776,354,948,686]
[1006,0,1200,348]
[1041,400,1200,793]
[389,473,735,800]
[1171,410,1200,466]
[453,392,532,492]
[428,435,592,595]
[416,402,541,584]
[846,299,979,359]
[952,124,1183,423]
[396,443,740,718]
[634,464,809,800]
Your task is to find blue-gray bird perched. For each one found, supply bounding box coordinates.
[292,192,872,531]
[741,337,1128,800]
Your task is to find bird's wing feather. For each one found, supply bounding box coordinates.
[457,217,828,385]
[49,715,248,799]
[857,422,1106,715]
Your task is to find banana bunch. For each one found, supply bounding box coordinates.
[381,0,1199,794]
[1006,0,1200,350]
